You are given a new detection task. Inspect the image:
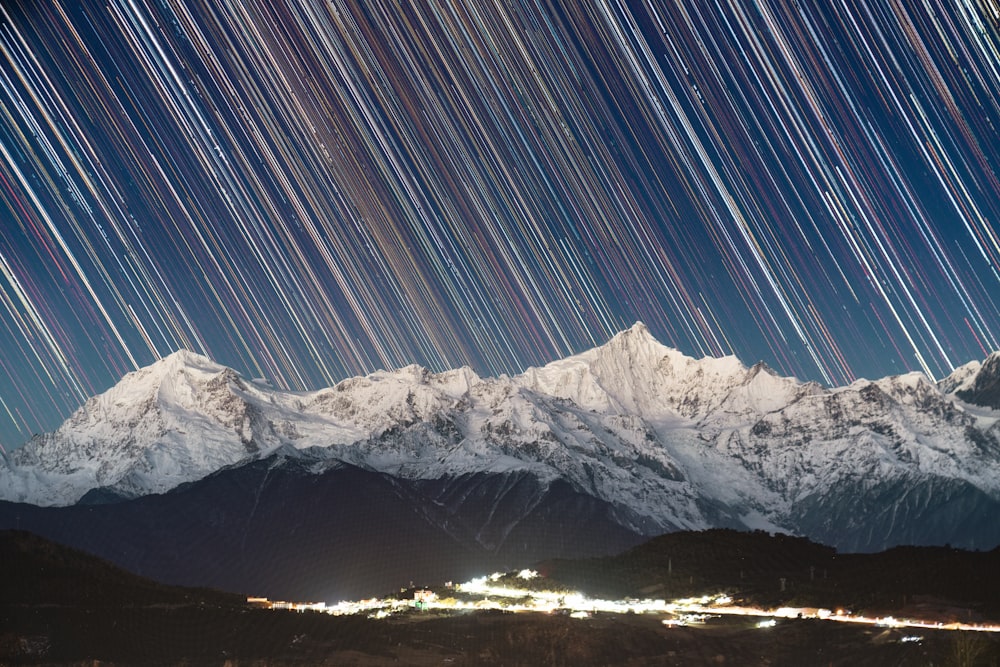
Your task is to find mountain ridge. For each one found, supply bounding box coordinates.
[2,323,1000,554]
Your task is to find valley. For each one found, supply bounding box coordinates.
[5,529,1000,666]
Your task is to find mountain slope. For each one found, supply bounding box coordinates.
[0,529,240,607]
[2,323,1000,553]
[0,453,641,600]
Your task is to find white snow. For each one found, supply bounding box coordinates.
[1,324,999,548]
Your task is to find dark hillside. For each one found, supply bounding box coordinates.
[541,528,1000,616]
[0,529,240,608]
[0,457,642,601]
[4,529,1000,665]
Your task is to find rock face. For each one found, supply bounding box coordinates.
[950,352,1000,410]
[3,323,1000,556]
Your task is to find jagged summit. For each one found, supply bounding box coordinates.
[951,351,1000,409]
[603,320,658,348]
[130,348,227,381]
[523,321,756,418]
[159,347,218,365]
[78,349,237,420]
[597,321,744,373]
[0,347,266,505]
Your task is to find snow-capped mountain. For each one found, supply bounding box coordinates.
[3,322,1000,553]
[941,351,1000,409]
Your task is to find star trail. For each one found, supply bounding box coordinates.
[1,0,999,449]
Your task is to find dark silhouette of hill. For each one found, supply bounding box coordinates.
[0,529,241,608]
[540,528,1000,616]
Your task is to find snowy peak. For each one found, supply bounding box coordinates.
[134,348,227,385]
[70,349,248,432]
[71,349,236,423]
[598,321,670,363]
[2,349,265,505]
[947,352,1000,409]
[521,322,670,413]
[589,322,808,419]
[159,348,225,372]
[522,321,755,418]
[307,363,483,432]
[716,361,813,417]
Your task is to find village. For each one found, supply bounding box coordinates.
[245,568,1000,638]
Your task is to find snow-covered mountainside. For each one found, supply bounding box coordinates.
[3,323,1000,551]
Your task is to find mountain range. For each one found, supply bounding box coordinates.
[1,323,999,598]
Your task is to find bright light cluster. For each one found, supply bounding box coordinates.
[250,570,1000,636]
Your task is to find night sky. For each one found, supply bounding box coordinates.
[1,0,999,451]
